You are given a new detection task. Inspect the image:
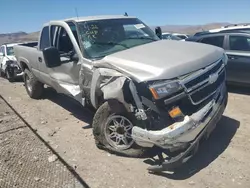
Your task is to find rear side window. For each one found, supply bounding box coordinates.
[40,26,50,50]
[200,36,224,48]
[229,35,250,51]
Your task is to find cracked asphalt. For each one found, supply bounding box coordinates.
[0,77,250,188]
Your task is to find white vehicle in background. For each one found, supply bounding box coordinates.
[0,43,23,82]
[162,32,182,40]
[0,42,37,82]
[172,33,190,40]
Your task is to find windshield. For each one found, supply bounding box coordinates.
[77,18,159,59]
[6,47,14,56]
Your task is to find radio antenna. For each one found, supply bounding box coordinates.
[75,8,79,20]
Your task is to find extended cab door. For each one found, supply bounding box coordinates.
[37,26,53,86]
[224,34,250,84]
[45,22,82,97]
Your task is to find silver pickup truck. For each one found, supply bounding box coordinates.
[14,15,228,172]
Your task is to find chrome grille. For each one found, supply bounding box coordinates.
[181,59,225,105]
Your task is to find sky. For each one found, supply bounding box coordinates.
[2,0,250,33]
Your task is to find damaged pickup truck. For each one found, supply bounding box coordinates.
[14,15,228,172]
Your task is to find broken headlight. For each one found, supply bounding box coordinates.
[149,80,182,100]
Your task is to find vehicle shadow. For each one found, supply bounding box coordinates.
[227,84,250,95]
[145,115,240,180]
[42,87,94,128]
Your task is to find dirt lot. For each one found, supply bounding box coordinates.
[0,77,250,188]
[0,97,86,188]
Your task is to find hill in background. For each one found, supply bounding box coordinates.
[0,22,229,45]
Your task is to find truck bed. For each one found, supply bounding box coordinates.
[14,41,41,72]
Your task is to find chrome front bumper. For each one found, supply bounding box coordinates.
[132,83,227,149]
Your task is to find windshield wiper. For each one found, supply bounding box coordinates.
[93,41,129,49]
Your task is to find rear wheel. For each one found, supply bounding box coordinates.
[92,101,146,158]
[24,69,44,99]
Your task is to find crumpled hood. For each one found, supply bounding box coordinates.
[94,40,224,82]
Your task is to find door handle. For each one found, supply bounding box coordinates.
[228,55,238,60]
[38,57,43,62]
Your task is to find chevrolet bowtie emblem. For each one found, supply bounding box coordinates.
[209,73,219,84]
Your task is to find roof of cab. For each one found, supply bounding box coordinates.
[51,15,136,23]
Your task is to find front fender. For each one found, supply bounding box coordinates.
[90,68,127,109]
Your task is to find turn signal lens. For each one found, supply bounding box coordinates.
[169,106,183,119]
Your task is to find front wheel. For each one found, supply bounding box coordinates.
[92,101,146,158]
[0,70,4,77]
[5,69,15,82]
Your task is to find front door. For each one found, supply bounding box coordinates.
[226,35,250,84]
[47,24,82,98]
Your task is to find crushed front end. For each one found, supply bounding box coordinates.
[5,60,24,78]
[131,57,228,172]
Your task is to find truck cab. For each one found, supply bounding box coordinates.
[14,15,228,172]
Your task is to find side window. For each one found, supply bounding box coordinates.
[50,25,59,47]
[200,36,224,48]
[56,27,74,54]
[229,35,250,51]
[39,26,50,50]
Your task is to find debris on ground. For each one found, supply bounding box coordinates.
[48,154,58,163]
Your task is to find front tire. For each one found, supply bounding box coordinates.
[5,69,15,82]
[0,70,4,77]
[24,69,44,99]
[92,101,146,158]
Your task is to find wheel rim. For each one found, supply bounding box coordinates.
[104,115,134,150]
[25,74,32,93]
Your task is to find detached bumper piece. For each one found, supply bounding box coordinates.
[132,84,227,172]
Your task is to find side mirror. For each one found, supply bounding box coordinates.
[0,52,3,56]
[155,26,162,39]
[43,47,61,68]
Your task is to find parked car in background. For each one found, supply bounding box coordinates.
[172,33,190,40]
[14,15,227,172]
[194,23,250,37]
[0,43,23,82]
[0,42,37,82]
[186,30,250,86]
[162,33,182,40]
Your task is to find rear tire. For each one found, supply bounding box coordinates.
[24,69,44,99]
[92,101,146,158]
